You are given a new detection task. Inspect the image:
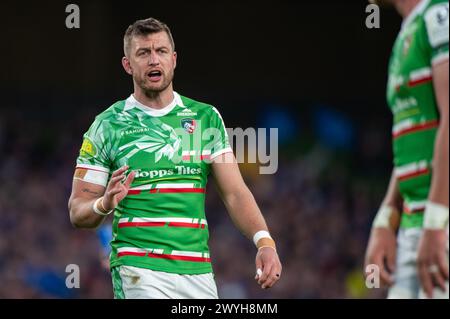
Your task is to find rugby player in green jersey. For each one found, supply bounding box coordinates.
[364,0,449,299]
[68,18,282,298]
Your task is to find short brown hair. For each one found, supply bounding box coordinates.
[123,17,175,56]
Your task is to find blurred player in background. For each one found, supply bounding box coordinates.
[97,223,113,270]
[68,17,281,299]
[365,0,449,299]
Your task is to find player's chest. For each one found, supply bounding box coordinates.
[113,114,214,169]
[387,24,430,105]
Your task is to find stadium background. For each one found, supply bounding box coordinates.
[0,0,402,298]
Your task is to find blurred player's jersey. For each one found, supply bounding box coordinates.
[76,92,232,274]
[387,0,449,228]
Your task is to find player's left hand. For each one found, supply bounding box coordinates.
[255,247,282,289]
[417,229,449,298]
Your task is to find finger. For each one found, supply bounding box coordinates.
[431,268,447,292]
[258,263,272,285]
[124,171,136,189]
[386,247,397,274]
[267,274,281,289]
[255,268,262,281]
[438,253,449,281]
[370,254,393,286]
[262,267,276,289]
[418,263,434,299]
[262,277,276,289]
[264,268,281,289]
[258,263,273,287]
[107,187,122,197]
[380,261,395,286]
[274,265,282,279]
[108,175,125,187]
[255,256,263,281]
[111,166,129,178]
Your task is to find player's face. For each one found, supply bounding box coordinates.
[127,32,177,95]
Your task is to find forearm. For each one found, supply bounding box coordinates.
[223,185,269,241]
[372,169,403,230]
[428,121,449,207]
[382,169,403,211]
[69,196,106,229]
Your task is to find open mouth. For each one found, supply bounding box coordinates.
[147,70,162,81]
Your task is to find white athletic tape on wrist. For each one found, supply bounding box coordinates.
[253,230,272,246]
[423,202,449,230]
[372,206,394,229]
[92,197,113,216]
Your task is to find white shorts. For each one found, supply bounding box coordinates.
[111,265,218,299]
[388,227,449,299]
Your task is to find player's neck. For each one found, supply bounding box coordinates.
[133,85,175,110]
[395,0,422,19]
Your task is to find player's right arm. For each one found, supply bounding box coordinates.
[68,176,107,229]
[364,170,402,286]
[68,166,134,229]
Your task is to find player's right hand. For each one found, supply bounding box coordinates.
[364,227,397,286]
[102,165,135,211]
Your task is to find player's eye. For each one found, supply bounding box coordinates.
[138,50,149,56]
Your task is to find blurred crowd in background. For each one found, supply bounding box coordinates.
[0,100,393,298]
[0,0,406,300]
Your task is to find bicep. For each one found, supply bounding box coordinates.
[433,60,449,120]
[211,152,247,199]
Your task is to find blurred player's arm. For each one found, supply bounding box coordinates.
[418,59,449,298]
[427,60,449,209]
[211,152,282,289]
[380,170,404,218]
[364,170,403,286]
[68,166,134,229]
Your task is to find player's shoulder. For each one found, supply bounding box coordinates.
[177,93,222,115]
[423,0,449,20]
[426,0,449,8]
[422,0,449,47]
[95,99,127,121]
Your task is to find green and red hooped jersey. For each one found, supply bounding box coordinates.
[76,92,232,274]
[386,0,449,228]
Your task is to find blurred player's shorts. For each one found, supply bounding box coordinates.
[388,226,449,299]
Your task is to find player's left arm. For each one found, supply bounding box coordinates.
[211,152,282,289]
[417,58,449,298]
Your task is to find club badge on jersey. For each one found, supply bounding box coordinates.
[181,118,196,134]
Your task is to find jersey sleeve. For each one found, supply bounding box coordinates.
[207,106,233,160]
[75,116,113,186]
[424,2,449,66]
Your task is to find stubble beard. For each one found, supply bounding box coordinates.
[135,70,175,99]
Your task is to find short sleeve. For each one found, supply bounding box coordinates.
[75,117,112,185]
[424,2,449,65]
[208,106,233,160]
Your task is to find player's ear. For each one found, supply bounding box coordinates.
[173,51,177,69]
[122,56,133,75]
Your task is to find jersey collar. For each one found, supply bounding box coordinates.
[401,0,430,31]
[125,91,185,117]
